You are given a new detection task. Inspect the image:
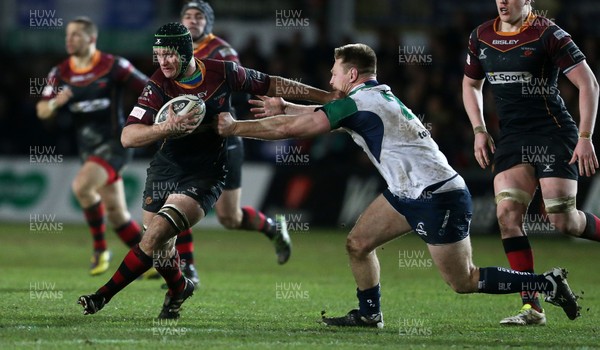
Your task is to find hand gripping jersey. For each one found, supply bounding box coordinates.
[319,81,464,199]
[42,51,147,147]
[125,59,270,175]
[464,15,585,136]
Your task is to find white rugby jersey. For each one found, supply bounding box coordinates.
[320,81,465,199]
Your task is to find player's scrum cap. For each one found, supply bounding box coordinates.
[153,22,193,80]
[181,1,214,36]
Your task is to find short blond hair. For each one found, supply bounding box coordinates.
[334,43,377,75]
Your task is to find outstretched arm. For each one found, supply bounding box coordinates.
[266,76,341,104]
[217,110,331,140]
[249,96,320,118]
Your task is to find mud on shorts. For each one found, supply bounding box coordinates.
[79,139,133,185]
[223,136,244,190]
[383,187,473,245]
[142,157,225,215]
[492,132,578,180]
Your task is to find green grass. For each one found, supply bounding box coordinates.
[1,223,599,349]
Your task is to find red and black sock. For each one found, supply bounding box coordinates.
[84,201,106,252]
[241,206,276,239]
[582,212,600,242]
[115,220,142,247]
[156,250,186,295]
[502,236,542,311]
[96,244,152,301]
[175,229,194,265]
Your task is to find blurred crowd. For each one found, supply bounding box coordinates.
[2,2,599,173]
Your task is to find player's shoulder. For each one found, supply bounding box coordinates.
[200,57,238,76]
[54,58,70,75]
[209,35,234,49]
[472,18,496,38]
[537,19,571,42]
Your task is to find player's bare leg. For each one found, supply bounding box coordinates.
[322,194,411,328]
[79,194,203,318]
[494,165,544,324]
[98,179,142,248]
[539,177,600,241]
[72,161,112,275]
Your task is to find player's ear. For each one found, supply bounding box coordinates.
[349,67,359,83]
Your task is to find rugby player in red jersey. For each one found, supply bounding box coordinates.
[78,22,337,319]
[169,1,291,288]
[463,0,599,325]
[36,17,148,276]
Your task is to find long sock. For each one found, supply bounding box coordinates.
[357,284,381,317]
[155,250,186,295]
[478,267,553,296]
[582,212,600,242]
[115,220,142,247]
[502,236,542,311]
[241,206,276,239]
[175,229,194,265]
[84,201,106,252]
[96,244,152,302]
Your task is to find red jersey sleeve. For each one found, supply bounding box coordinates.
[224,61,270,96]
[464,28,486,80]
[543,25,586,74]
[125,79,165,126]
[113,56,148,93]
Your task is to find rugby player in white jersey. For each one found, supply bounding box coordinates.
[217,43,581,327]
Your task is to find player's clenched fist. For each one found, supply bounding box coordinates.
[217,112,235,137]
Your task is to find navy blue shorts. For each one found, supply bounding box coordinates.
[383,188,472,245]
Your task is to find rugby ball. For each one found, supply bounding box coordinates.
[154,94,206,137]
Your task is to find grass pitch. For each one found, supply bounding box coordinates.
[1,223,599,349]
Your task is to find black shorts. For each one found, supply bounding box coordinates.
[142,154,225,214]
[223,136,244,190]
[79,139,133,184]
[493,132,578,180]
[383,188,472,245]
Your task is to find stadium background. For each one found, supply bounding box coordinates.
[1,0,600,232]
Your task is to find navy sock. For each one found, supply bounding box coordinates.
[478,267,552,295]
[357,284,381,316]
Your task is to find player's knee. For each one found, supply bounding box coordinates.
[496,204,526,235]
[71,178,87,198]
[345,236,372,258]
[446,269,477,294]
[217,212,241,229]
[105,205,128,226]
[544,196,579,235]
[141,216,176,251]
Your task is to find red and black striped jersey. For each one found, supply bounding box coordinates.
[42,51,147,141]
[465,15,585,136]
[126,58,270,173]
